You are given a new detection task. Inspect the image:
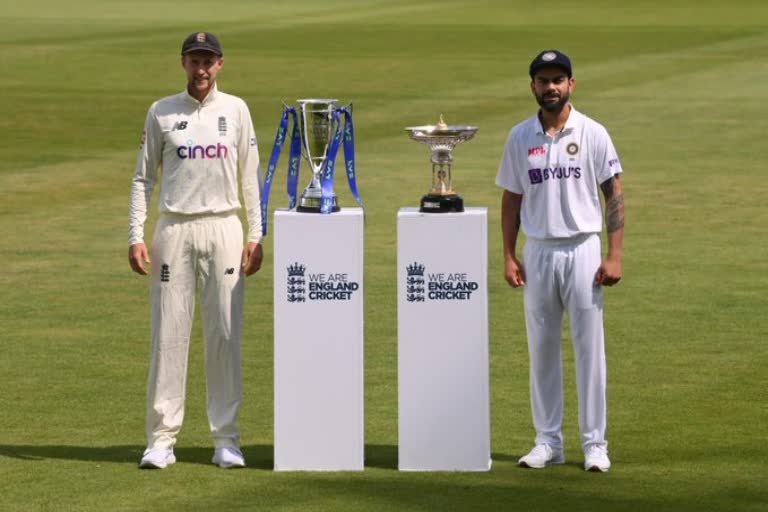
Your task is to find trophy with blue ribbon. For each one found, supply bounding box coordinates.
[260,99,363,234]
[297,99,340,213]
[406,115,478,213]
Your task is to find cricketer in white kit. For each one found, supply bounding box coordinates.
[128,32,263,469]
[496,50,625,472]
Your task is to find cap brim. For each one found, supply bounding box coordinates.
[530,63,571,77]
[182,46,222,56]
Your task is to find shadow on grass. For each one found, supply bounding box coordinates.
[0,443,525,472]
[0,443,444,471]
[364,445,524,469]
[0,444,273,469]
[364,443,398,469]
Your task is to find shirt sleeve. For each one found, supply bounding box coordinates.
[128,105,162,246]
[495,129,524,194]
[238,100,263,244]
[593,124,623,185]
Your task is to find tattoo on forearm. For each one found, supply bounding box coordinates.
[601,177,625,233]
[606,194,624,233]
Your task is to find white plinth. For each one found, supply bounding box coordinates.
[273,208,364,471]
[397,207,491,471]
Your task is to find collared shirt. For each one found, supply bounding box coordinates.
[129,84,262,245]
[496,105,623,240]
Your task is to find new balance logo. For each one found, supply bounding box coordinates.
[224,268,235,275]
[160,264,170,282]
[172,121,188,131]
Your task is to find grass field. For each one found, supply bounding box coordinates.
[1,1,767,510]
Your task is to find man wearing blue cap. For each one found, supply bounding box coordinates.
[129,31,264,470]
[496,50,625,472]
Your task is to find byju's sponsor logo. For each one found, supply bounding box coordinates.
[176,140,229,160]
[404,262,479,301]
[286,263,361,302]
[528,166,582,185]
[286,263,306,302]
[406,262,425,302]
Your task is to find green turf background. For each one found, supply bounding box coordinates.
[1,1,766,510]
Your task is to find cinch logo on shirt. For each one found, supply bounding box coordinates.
[528,166,582,184]
[176,142,229,159]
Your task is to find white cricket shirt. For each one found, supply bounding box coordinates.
[129,84,262,245]
[496,105,622,240]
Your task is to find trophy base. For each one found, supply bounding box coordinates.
[420,194,464,213]
[297,195,341,213]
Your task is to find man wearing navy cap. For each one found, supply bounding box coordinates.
[129,32,264,469]
[496,50,625,472]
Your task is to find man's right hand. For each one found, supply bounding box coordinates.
[504,256,526,288]
[129,243,151,275]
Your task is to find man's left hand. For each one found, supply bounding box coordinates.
[594,258,622,286]
[241,242,263,276]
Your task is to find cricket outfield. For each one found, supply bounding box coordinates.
[0,1,766,510]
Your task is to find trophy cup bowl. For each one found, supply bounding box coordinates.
[297,98,340,213]
[405,116,478,213]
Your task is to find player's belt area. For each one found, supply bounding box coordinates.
[159,211,238,222]
[528,233,596,247]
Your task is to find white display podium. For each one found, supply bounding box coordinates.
[273,208,364,471]
[397,207,491,471]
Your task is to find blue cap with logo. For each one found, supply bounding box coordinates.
[181,32,223,56]
[529,50,572,78]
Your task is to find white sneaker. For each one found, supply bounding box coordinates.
[212,447,246,468]
[518,443,565,468]
[139,448,176,469]
[584,444,611,472]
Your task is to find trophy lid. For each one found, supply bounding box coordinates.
[406,114,478,143]
[405,114,478,146]
[297,98,338,104]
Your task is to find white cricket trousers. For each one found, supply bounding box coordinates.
[146,212,245,450]
[523,233,607,451]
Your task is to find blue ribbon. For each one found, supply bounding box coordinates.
[286,110,302,209]
[261,107,301,235]
[339,107,364,210]
[320,110,343,214]
[318,107,364,214]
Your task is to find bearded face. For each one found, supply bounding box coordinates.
[531,67,574,114]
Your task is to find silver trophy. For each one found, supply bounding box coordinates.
[297,98,340,212]
[406,115,478,213]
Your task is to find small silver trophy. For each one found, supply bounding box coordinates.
[297,98,340,212]
[406,115,478,213]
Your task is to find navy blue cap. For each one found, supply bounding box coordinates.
[181,32,223,56]
[529,50,572,78]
